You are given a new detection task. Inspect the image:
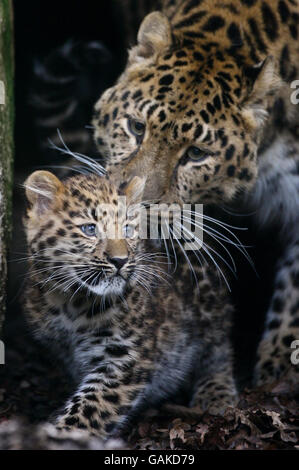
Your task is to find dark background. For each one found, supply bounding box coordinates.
[13,0,126,170]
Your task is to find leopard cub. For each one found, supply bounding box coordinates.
[23,169,237,439]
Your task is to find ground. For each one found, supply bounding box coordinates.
[0,313,298,450]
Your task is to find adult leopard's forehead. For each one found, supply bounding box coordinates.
[94,48,243,133]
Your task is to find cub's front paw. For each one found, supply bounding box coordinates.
[191,382,238,417]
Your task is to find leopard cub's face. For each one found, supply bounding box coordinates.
[24,171,149,298]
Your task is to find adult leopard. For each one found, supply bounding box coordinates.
[92,0,299,386]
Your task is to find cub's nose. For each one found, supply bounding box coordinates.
[109,257,128,270]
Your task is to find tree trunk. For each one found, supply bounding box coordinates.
[0,0,14,338]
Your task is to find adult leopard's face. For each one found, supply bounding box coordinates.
[93,12,278,206]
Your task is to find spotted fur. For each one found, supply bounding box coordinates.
[92,0,299,386]
[23,170,236,438]
[94,0,298,204]
[246,132,299,385]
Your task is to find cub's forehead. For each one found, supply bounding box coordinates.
[64,176,119,206]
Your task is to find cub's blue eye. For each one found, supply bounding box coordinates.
[80,224,96,237]
[186,146,210,161]
[123,224,134,239]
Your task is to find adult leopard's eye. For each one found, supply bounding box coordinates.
[80,224,97,237]
[186,146,210,161]
[128,118,145,139]
[123,224,134,239]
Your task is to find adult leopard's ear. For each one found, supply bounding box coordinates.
[241,56,282,129]
[128,12,172,66]
[24,170,64,215]
[125,176,147,205]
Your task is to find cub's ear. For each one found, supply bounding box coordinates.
[124,176,147,205]
[128,11,172,65]
[241,56,282,129]
[24,171,64,215]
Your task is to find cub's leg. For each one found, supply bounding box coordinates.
[163,262,237,418]
[190,360,237,416]
[184,335,238,417]
[164,325,237,418]
[254,241,299,386]
[55,340,153,439]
